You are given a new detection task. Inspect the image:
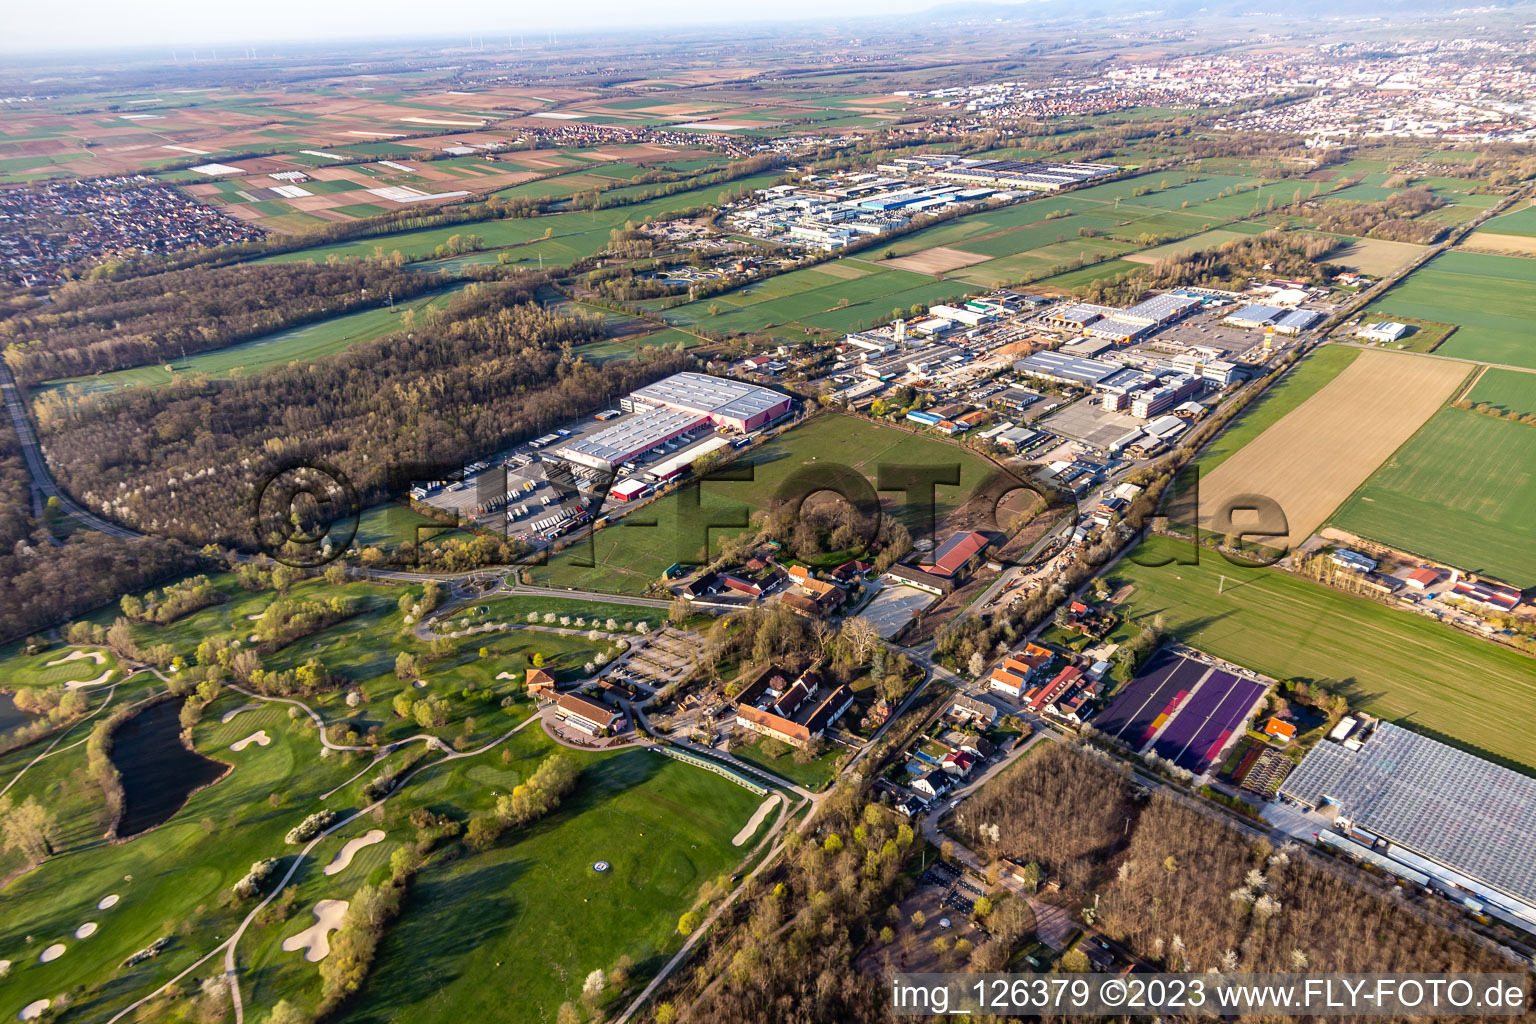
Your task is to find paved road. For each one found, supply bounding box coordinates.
[1334,340,1536,375]
[0,361,140,540]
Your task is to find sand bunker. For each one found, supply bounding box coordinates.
[19,999,50,1021]
[220,703,261,724]
[97,894,120,910]
[495,672,516,681]
[281,900,349,962]
[733,794,780,846]
[45,650,105,667]
[38,944,65,963]
[231,730,271,751]
[74,923,97,939]
[63,669,114,690]
[0,959,9,975]
[323,830,386,876]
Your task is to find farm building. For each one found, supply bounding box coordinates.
[1330,548,1379,573]
[1451,578,1523,613]
[1404,567,1442,590]
[733,665,854,748]
[1356,321,1411,343]
[918,531,990,578]
[1279,721,1536,930]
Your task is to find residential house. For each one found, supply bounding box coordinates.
[940,749,977,776]
[948,693,998,728]
[989,644,1054,699]
[1263,717,1297,742]
[912,769,952,800]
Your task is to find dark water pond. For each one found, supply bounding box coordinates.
[0,691,35,734]
[111,699,228,837]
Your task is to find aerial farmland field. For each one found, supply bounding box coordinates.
[1372,250,1536,369]
[1194,349,1469,552]
[263,171,787,267]
[1109,535,1536,771]
[1329,405,1536,588]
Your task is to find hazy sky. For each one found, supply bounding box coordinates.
[5,0,956,54]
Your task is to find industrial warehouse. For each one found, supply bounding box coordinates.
[877,154,1120,190]
[1279,720,1536,931]
[557,372,792,472]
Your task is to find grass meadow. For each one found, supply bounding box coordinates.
[1109,535,1536,772]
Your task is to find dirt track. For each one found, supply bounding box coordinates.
[1196,348,1469,551]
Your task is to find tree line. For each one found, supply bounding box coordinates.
[3,260,448,385]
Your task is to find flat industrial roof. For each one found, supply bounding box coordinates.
[1122,293,1199,323]
[630,372,788,423]
[1013,350,1120,385]
[557,407,706,466]
[1280,722,1536,907]
[1225,303,1288,324]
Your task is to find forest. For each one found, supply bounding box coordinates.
[959,742,1516,1005]
[1075,230,1340,307]
[32,274,690,547]
[1,260,447,384]
[0,410,194,643]
[1301,187,1448,245]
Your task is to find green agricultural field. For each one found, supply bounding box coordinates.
[1329,406,1536,588]
[1028,259,1145,293]
[1372,251,1536,369]
[1477,200,1536,237]
[660,260,975,337]
[532,413,995,594]
[1466,367,1536,417]
[1191,345,1361,476]
[261,171,787,268]
[1109,535,1536,771]
[40,286,467,394]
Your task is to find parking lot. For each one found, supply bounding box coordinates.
[860,582,938,639]
[1039,399,1141,450]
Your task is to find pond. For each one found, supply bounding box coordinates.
[111,699,228,837]
[0,691,36,734]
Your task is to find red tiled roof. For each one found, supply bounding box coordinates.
[921,531,989,577]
